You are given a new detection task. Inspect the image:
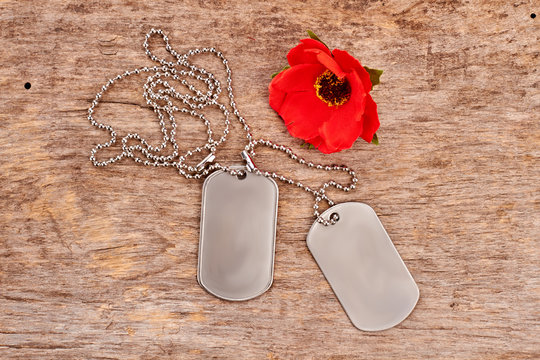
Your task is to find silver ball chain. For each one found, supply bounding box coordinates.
[88,28,358,226]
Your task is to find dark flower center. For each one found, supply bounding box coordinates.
[314,70,351,107]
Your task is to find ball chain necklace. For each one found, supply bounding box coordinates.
[88,29,419,331]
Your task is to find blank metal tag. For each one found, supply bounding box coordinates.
[307,202,419,331]
[198,166,278,301]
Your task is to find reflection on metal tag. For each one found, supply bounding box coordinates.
[198,166,278,301]
[307,202,419,331]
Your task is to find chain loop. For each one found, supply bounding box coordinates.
[88,29,358,225]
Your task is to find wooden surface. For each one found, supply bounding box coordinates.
[1,0,539,359]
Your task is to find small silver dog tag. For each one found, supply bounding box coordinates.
[198,166,278,301]
[307,202,419,331]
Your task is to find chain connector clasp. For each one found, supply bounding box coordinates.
[241,150,256,172]
[196,153,216,172]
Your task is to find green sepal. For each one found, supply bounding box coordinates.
[363,66,383,89]
[271,65,291,78]
[300,142,315,149]
[306,30,329,49]
[371,133,379,145]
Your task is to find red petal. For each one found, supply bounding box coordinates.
[317,139,340,154]
[359,94,380,142]
[319,107,363,152]
[305,135,340,154]
[306,135,323,148]
[305,50,346,79]
[332,49,372,93]
[318,71,367,151]
[268,70,287,112]
[271,63,325,93]
[344,70,368,112]
[279,90,332,141]
[269,86,287,113]
[287,38,332,66]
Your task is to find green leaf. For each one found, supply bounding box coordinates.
[300,141,315,149]
[371,133,379,145]
[363,66,383,89]
[306,30,329,49]
[271,65,291,78]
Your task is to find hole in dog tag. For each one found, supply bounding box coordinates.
[307,202,419,331]
[198,166,278,301]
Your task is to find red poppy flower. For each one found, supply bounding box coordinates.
[269,38,380,154]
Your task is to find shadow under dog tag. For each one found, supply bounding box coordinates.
[307,202,419,331]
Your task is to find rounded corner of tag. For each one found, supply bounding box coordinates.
[268,176,279,195]
[343,201,375,213]
[196,270,204,288]
[412,281,421,303]
[258,277,275,298]
[361,286,420,332]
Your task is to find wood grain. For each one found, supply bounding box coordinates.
[1,0,539,359]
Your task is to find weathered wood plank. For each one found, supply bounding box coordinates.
[1,0,538,358]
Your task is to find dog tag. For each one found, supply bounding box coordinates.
[307,202,419,331]
[198,166,278,301]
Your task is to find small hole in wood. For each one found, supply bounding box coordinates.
[24,82,31,89]
[531,13,536,19]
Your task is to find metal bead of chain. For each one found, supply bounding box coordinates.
[88,29,358,226]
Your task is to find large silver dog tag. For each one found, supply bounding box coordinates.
[307,202,419,331]
[198,166,278,301]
